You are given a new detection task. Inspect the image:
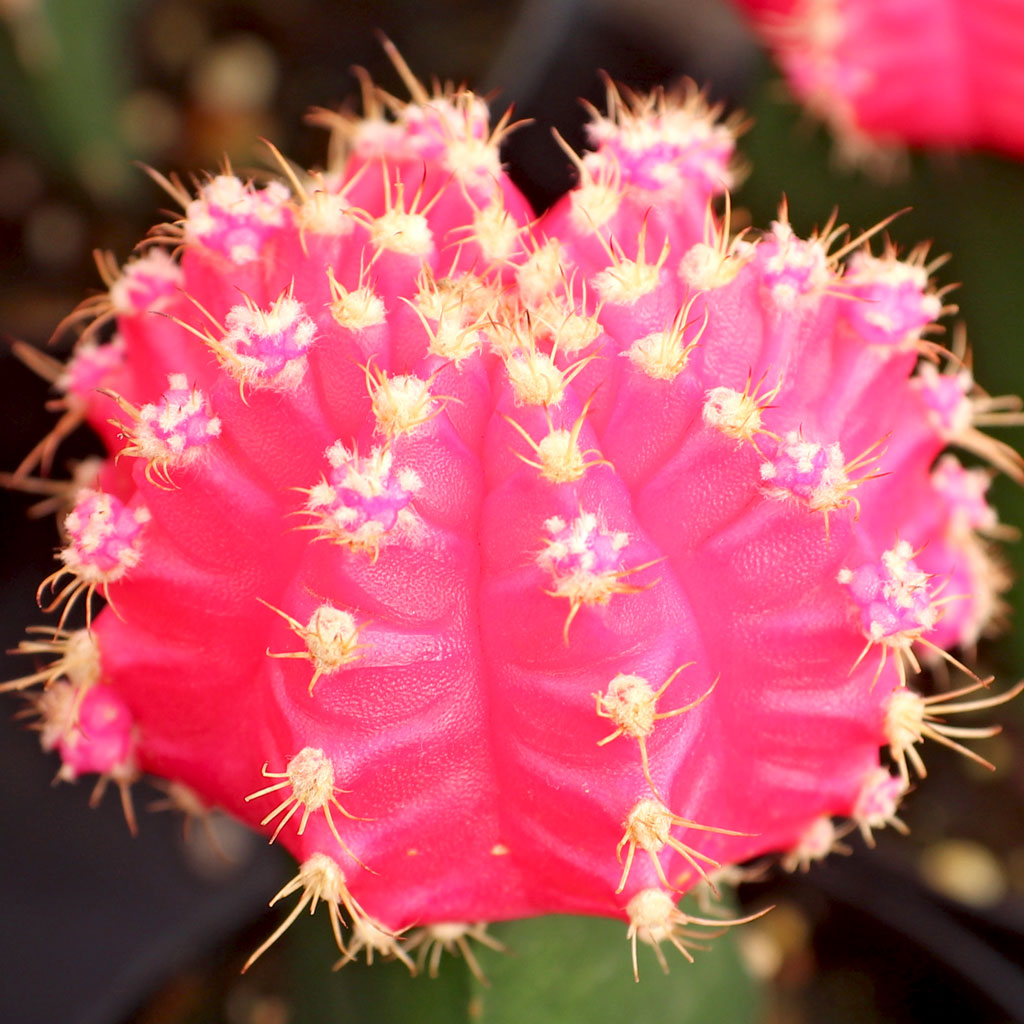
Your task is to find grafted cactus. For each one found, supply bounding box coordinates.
[6,51,1022,980]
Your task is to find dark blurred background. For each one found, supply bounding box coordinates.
[3,2,1024,1022]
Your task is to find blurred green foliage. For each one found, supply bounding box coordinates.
[279,909,758,1024]
[0,0,137,200]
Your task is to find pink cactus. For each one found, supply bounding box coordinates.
[731,0,1024,164]
[6,51,1023,980]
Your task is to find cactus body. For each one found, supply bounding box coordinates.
[8,60,1022,975]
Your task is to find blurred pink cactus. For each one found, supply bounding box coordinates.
[732,0,1024,164]
[6,50,1023,978]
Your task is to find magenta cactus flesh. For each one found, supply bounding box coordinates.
[6,58,1023,978]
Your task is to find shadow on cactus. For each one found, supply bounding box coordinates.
[5,43,1023,985]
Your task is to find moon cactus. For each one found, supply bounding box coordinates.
[6,50,1022,980]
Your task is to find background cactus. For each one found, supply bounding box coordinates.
[5,27,1024,1013]
[729,0,1024,168]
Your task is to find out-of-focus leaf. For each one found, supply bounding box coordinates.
[0,0,136,199]
[471,913,759,1024]
[287,910,471,1024]
[286,906,758,1024]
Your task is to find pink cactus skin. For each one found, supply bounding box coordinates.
[731,0,1024,162]
[7,60,1023,973]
